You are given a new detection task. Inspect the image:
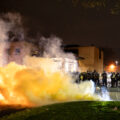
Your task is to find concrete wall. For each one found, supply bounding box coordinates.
[78,47,94,72]
[93,47,104,73]
[78,47,103,73]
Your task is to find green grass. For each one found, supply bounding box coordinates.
[1,101,120,120]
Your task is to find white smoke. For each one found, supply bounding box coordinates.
[41,36,76,59]
[3,12,25,41]
[0,17,11,66]
[0,13,76,66]
[100,86,111,101]
[0,13,30,65]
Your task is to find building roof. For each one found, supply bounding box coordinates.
[62,44,81,48]
[62,44,103,51]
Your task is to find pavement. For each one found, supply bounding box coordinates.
[96,86,120,101]
[107,87,120,100]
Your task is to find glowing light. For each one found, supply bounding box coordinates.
[109,64,116,71]
[110,64,115,69]
[115,61,119,65]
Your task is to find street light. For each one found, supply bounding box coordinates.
[115,61,119,66]
[115,60,119,72]
[109,64,115,72]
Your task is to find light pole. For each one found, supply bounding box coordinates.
[115,61,119,72]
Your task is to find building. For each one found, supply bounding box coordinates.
[1,41,104,74]
[6,41,37,65]
[52,58,78,73]
[64,45,104,73]
[3,42,79,73]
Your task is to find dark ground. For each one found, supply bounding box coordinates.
[0,101,120,120]
[0,105,26,119]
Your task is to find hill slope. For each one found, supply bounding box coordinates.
[1,101,120,120]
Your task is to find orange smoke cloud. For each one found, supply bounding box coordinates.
[0,57,101,107]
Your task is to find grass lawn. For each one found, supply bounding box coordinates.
[1,101,120,120]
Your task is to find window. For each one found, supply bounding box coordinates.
[15,48,21,54]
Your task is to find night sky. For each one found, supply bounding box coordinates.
[0,0,120,64]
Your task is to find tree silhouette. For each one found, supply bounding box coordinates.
[57,0,120,15]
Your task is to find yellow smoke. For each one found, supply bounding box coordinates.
[0,56,101,106]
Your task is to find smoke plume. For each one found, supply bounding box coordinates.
[0,12,110,107]
[41,36,75,59]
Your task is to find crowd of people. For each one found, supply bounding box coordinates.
[73,70,120,88]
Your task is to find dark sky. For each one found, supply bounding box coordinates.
[0,0,120,63]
